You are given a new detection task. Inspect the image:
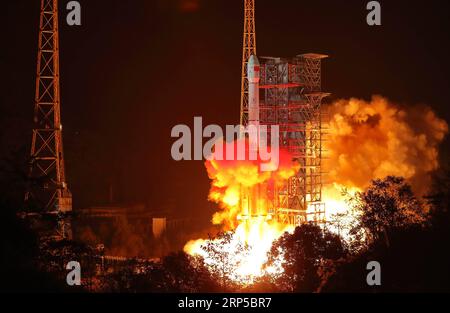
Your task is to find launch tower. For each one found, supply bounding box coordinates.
[239,1,327,226]
[25,0,72,239]
[259,55,328,225]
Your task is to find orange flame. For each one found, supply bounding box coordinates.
[322,96,448,237]
[184,139,297,284]
[184,96,448,284]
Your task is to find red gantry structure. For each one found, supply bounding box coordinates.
[240,1,328,226]
[25,0,72,220]
[240,0,257,127]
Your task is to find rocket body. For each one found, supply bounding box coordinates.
[247,55,260,126]
[247,55,260,163]
[246,55,262,218]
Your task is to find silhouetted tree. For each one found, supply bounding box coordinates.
[349,176,426,247]
[161,251,220,292]
[201,232,249,290]
[323,173,450,292]
[426,164,450,227]
[265,223,345,292]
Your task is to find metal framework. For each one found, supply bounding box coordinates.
[259,54,329,226]
[240,0,256,126]
[25,0,72,214]
[237,1,327,227]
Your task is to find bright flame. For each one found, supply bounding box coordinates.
[321,183,362,242]
[184,139,297,284]
[185,219,293,284]
[184,96,448,285]
[321,96,448,242]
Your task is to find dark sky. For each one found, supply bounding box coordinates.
[1,0,449,222]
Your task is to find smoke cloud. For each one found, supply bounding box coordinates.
[325,96,448,195]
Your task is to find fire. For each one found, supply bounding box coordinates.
[325,96,448,196]
[184,96,448,285]
[184,139,297,284]
[321,96,448,240]
[185,219,292,284]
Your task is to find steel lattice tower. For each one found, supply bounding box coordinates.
[259,55,328,226]
[25,0,72,213]
[237,0,327,227]
[240,0,256,126]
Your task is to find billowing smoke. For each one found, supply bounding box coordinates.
[325,95,448,196]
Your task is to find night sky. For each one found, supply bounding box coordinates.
[1,0,449,226]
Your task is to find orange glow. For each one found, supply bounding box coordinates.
[184,96,448,285]
[321,96,448,241]
[184,139,297,284]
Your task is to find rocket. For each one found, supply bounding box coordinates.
[247,55,260,163]
[242,55,265,219]
[247,55,260,127]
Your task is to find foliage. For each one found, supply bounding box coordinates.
[200,232,249,290]
[264,223,346,292]
[348,176,427,246]
[323,173,450,292]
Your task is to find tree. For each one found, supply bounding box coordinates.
[201,232,249,290]
[323,174,450,292]
[265,223,345,292]
[349,176,426,247]
[426,164,450,227]
[161,251,220,292]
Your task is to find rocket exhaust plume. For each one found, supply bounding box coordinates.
[184,139,299,284]
[184,53,448,284]
[185,56,297,284]
[322,96,448,236]
[184,95,448,284]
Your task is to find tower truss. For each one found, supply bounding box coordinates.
[240,0,257,126]
[25,0,72,213]
[258,54,329,226]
